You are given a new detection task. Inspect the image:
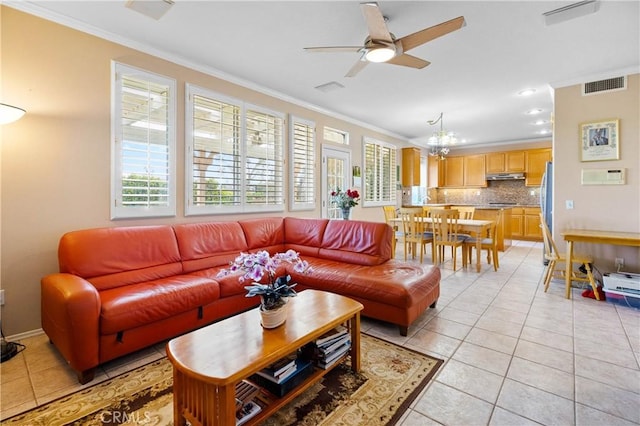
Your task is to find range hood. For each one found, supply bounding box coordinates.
[486,172,525,181]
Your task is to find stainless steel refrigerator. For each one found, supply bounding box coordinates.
[540,161,553,263]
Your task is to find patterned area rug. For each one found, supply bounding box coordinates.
[3,334,442,426]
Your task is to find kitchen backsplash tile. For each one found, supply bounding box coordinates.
[430,180,540,205]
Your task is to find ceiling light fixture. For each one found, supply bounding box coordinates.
[0,103,26,125]
[526,108,543,115]
[364,43,396,63]
[427,112,458,160]
[518,88,537,96]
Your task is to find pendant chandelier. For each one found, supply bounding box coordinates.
[427,112,457,160]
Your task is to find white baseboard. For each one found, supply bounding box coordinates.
[6,328,44,341]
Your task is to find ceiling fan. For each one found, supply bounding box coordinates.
[304,2,466,77]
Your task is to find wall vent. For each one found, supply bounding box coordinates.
[582,76,626,96]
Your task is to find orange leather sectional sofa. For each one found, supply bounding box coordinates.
[41,217,440,383]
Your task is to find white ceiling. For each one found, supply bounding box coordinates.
[11,1,640,149]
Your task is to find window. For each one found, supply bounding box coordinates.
[185,84,284,215]
[111,63,176,219]
[289,116,315,211]
[363,137,397,206]
[323,126,349,145]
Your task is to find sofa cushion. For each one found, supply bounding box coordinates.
[58,226,183,291]
[99,275,219,335]
[318,220,392,266]
[239,217,286,252]
[174,222,249,273]
[286,257,437,310]
[283,217,328,257]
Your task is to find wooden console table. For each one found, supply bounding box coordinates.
[166,290,363,426]
[562,229,640,299]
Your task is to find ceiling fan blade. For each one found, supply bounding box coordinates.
[345,57,369,78]
[387,53,430,69]
[361,2,393,42]
[398,16,466,52]
[304,46,362,53]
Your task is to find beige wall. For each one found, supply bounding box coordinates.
[554,74,640,272]
[0,8,411,335]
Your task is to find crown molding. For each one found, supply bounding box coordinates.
[4,1,410,143]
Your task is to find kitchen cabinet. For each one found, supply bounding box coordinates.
[511,207,542,241]
[486,151,526,173]
[401,147,421,186]
[486,152,505,174]
[427,155,443,188]
[507,151,527,172]
[525,149,552,186]
[511,208,524,239]
[523,207,542,240]
[464,155,487,187]
[443,155,486,188]
[443,156,464,187]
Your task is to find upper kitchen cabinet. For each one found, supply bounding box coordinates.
[486,151,526,173]
[443,155,486,188]
[443,156,464,187]
[525,148,552,186]
[464,154,487,187]
[486,151,527,173]
[401,147,421,186]
[427,155,443,188]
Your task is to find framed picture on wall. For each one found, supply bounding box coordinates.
[580,118,619,162]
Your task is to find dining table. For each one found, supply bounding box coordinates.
[389,217,494,272]
[561,229,640,299]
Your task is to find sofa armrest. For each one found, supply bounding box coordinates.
[41,273,101,376]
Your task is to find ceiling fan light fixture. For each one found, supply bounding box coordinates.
[364,46,395,63]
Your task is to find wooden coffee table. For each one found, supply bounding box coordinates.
[166,289,364,426]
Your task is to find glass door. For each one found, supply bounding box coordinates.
[321,146,351,219]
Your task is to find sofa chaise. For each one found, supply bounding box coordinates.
[41,217,441,383]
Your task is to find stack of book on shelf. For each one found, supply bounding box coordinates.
[248,352,314,398]
[235,380,262,426]
[302,326,351,370]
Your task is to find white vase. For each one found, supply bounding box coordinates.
[260,303,288,329]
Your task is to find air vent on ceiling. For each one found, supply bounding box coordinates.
[315,81,345,93]
[582,76,627,96]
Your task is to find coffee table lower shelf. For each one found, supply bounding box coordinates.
[239,356,348,426]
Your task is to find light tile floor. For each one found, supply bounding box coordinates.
[1,241,639,425]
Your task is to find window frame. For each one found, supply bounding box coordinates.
[289,115,316,211]
[111,62,177,219]
[184,84,285,216]
[323,126,350,145]
[362,137,398,207]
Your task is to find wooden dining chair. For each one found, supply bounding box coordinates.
[383,206,402,258]
[540,213,599,299]
[453,206,475,219]
[430,208,467,270]
[398,207,433,263]
[463,210,500,271]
